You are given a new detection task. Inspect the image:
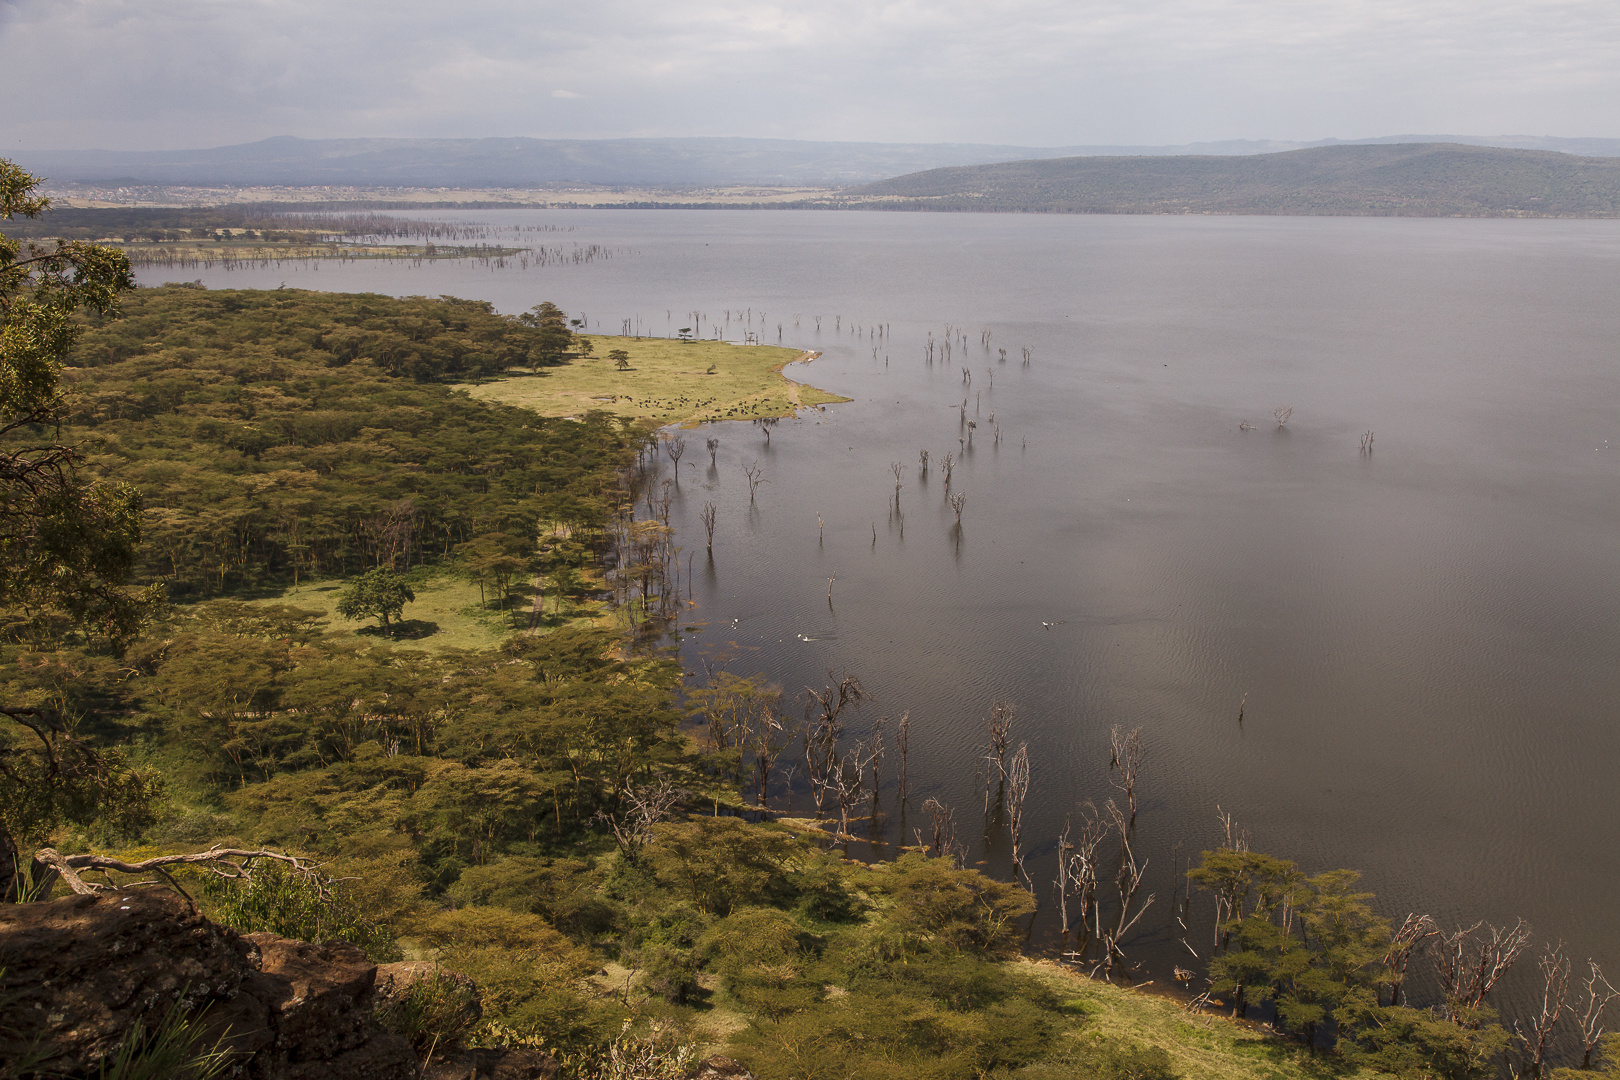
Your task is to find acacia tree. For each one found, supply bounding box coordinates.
[1,161,167,899]
[518,300,573,369]
[336,566,416,635]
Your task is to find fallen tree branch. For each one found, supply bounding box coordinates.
[30,845,339,909]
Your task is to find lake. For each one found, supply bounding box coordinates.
[146,209,1620,1004]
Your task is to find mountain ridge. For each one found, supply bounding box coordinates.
[14,133,1620,188]
[832,142,1620,217]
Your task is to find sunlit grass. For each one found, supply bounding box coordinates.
[1015,960,1392,1080]
[460,335,848,428]
[256,568,606,653]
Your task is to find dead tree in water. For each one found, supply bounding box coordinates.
[1056,806,1105,941]
[986,701,1016,781]
[941,452,955,489]
[1098,799,1154,978]
[917,449,929,476]
[890,462,905,507]
[665,434,686,480]
[1108,725,1143,819]
[706,436,720,465]
[919,797,966,868]
[1435,918,1534,1018]
[700,502,718,553]
[1516,944,1571,1079]
[896,711,911,801]
[1006,743,1032,892]
[755,416,779,443]
[949,492,966,525]
[1273,405,1293,427]
[802,672,866,816]
[743,461,765,503]
[1380,914,1439,1006]
[749,699,788,807]
[1573,961,1620,1070]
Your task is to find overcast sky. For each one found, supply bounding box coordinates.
[4,0,1618,151]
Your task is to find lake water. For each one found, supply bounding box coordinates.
[147,210,1620,1007]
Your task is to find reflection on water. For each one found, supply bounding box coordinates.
[155,210,1620,1005]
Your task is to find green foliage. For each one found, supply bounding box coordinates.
[992,1038,1178,1080]
[647,817,793,915]
[872,852,1036,958]
[420,906,614,1052]
[197,857,400,961]
[1,158,152,646]
[517,301,573,369]
[57,285,633,598]
[335,566,415,633]
[1339,1003,1510,1079]
[373,969,482,1054]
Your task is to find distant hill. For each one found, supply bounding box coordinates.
[10,136,1110,187]
[14,134,1620,189]
[836,143,1620,217]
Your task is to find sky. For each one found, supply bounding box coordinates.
[3,0,1619,152]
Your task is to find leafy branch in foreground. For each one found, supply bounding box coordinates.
[1,158,154,646]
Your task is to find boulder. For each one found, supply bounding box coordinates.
[692,1056,758,1080]
[0,890,250,1074]
[0,890,414,1079]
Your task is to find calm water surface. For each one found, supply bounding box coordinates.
[151,211,1620,1003]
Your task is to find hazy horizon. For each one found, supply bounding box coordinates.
[4,0,1617,153]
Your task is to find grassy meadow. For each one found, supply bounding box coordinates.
[253,567,610,654]
[462,335,849,428]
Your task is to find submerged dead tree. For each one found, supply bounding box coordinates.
[1108,725,1143,819]
[802,671,866,816]
[1435,918,1534,1019]
[1006,743,1032,892]
[700,501,717,553]
[919,797,966,869]
[1056,806,1106,940]
[1515,944,1571,1079]
[1098,799,1154,979]
[986,701,1015,779]
[1380,914,1440,1006]
[1573,960,1620,1070]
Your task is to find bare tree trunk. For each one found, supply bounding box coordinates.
[1515,945,1571,1078]
[1573,960,1620,1069]
[1435,918,1534,1018]
[1109,725,1143,819]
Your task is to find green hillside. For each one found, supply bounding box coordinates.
[837,142,1620,217]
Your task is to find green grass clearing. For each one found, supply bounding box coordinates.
[1015,961,1391,1080]
[460,335,848,428]
[253,568,606,653]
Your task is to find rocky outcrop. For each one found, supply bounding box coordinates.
[0,890,414,1078]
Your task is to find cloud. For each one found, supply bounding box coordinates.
[1,0,1617,149]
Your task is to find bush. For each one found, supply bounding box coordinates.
[373,967,482,1053]
[196,858,399,961]
[873,853,1035,958]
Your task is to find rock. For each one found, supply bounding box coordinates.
[691,1055,757,1080]
[0,890,251,1075]
[0,891,414,1079]
[241,933,417,1080]
[426,1047,560,1080]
